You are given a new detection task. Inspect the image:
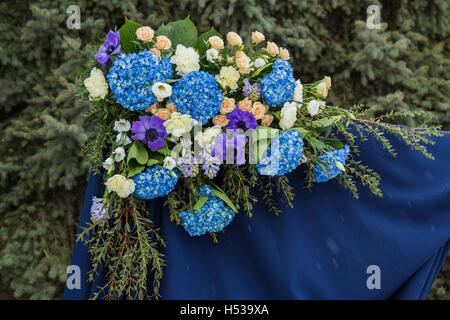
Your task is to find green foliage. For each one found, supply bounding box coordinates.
[0,0,448,299]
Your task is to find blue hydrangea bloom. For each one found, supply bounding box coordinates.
[133,165,178,200]
[170,71,223,124]
[260,59,296,107]
[178,185,235,236]
[107,50,173,111]
[256,130,304,176]
[313,145,350,183]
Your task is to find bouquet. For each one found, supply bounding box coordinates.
[80,17,440,299]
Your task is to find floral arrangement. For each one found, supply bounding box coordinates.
[80,17,440,299]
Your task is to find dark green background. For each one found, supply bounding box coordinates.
[0,0,448,299]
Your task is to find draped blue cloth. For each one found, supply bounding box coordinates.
[64,131,450,300]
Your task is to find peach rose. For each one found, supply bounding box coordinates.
[279,47,290,60]
[213,114,230,127]
[136,26,154,42]
[266,41,279,57]
[166,103,177,113]
[155,108,171,121]
[238,98,253,112]
[208,36,224,50]
[220,97,236,114]
[145,103,158,114]
[150,48,161,57]
[261,114,274,127]
[251,31,265,44]
[156,35,172,50]
[235,51,251,75]
[226,32,243,46]
[251,102,266,120]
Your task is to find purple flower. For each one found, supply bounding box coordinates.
[95,31,121,67]
[213,131,247,166]
[226,108,257,131]
[243,79,261,101]
[131,115,168,151]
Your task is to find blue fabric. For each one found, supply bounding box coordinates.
[64,131,450,300]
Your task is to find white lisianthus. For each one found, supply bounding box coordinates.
[206,48,219,63]
[84,67,108,100]
[170,44,200,76]
[253,58,266,69]
[316,76,332,98]
[113,147,126,162]
[279,102,298,130]
[163,156,177,170]
[307,100,325,116]
[293,79,303,104]
[216,66,240,91]
[152,82,172,101]
[105,175,135,198]
[164,112,195,137]
[115,133,132,146]
[194,126,222,150]
[102,157,114,170]
[114,119,131,132]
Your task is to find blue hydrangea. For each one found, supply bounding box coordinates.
[133,165,178,200]
[260,59,296,107]
[170,71,223,124]
[178,185,235,237]
[107,50,173,111]
[256,130,304,176]
[313,145,350,183]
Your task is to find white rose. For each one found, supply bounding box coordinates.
[152,82,172,101]
[206,48,219,63]
[105,174,135,198]
[163,156,176,170]
[215,66,240,91]
[316,76,332,98]
[253,58,266,69]
[84,67,108,100]
[279,102,298,130]
[293,79,303,104]
[115,133,131,146]
[102,157,114,170]
[164,112,195,137]
[307,100,325,116]
[194,126,222,150]
[114,119,131,132]
[170,44,200,76]
[113,147,126,162]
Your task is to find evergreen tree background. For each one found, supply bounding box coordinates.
[0,0,448,299]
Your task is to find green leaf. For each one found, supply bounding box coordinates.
[212,189,238,213]
[196,27,221,54]
[250,62,273,79]
[127,160,145,178]
[127,141,149,165]
[193,196,208,211]
[146,159,160,166]
[323,138,344,149]
[157,17,198,48]
[292,127,309,137]
[118,17,142,52]
[311,115,343,128]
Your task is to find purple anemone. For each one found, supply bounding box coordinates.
[226,108,257,131]
[131,115,168,151]
[95,31,121,67]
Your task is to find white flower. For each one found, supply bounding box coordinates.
[254,58,266,69]
[84,67,108,100]
[307,100,325,116]
[152,82,172,101]
[102,157,114,170]
[163,156,176,170]
[279,102,298,130]
[113,147,126,162]
[335,161,346,172]
[293,79,303,104]
[170,44,200,76]
[114,119,131,132]
[164,112,195,137]
[194,126,222,151]
[215,66,240,91]
[316,76,332,98]
[115,133,131,146]
[206,48,219,63]
[105,175,135,198]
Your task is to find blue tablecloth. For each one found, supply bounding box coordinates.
[65,131,450,299]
